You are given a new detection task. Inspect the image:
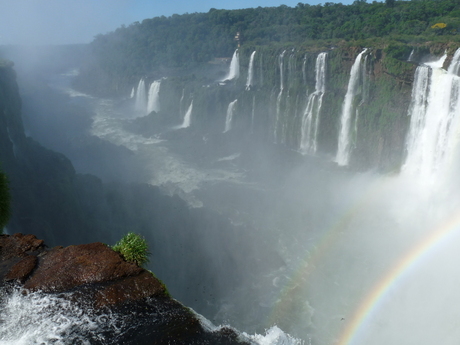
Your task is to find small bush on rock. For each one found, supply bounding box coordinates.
[112,232,150,267]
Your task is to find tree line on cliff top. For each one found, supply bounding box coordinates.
[76,0,460,92]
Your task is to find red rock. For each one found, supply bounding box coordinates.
[5,254,37,282]
[0,233,44,260]
[24,242,142,292]
[94,270,166,307]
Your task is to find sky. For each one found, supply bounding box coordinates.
[0,0,355,45]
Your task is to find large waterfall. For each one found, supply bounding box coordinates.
[223,49,240,81]
[134,78,147,112]
[224,99,238,133]
[335,49,368,166]
[246,51,256,90]
[274,50,286,142]
[147,80,161,114]
[299,52,327,154]
[402,52,460,182]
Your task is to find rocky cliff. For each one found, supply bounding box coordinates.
[75,42,460,172]
[0,233,250,344]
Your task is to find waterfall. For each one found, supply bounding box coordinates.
[180,100,193,128]
[402,54,460,182]
[224,99,238,133]
[130,87,135,98]
[134,79,147,112]
[302,55,307,85]
[147,80,161,114]
[179,89,185,117]
[274,50,286,142]
[223,49,240,81]
[299,52,327,155]
[246,51,256,90]
[288,51,296,89]
[407,49,415,62]
[335,49,368,166]
[447,47,460,76]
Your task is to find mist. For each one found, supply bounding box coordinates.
[1,2,460,345]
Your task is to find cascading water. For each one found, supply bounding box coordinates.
[448,48,460,76]
[407,49,415,62]
[352,54,369,143]
[224,99,237,133]
[223,49,240,81]
[134,78,147,112]
[288,51,296,89]
[0,287,126,344]
[335,49,368,166]
[147,80,161,114]
[402,52,460,182]
[246,51,256,90]
[180,100,193,128]
[179,88,185,117]
[274,50,286,142]
[299,52,327,155]
[130,87,135,98]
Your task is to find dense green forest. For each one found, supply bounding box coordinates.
[76,0,460,94]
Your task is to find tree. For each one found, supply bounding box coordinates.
[386,0,395,7]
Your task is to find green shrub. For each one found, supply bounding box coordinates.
[112,232,150,267]
[0,171,10,233]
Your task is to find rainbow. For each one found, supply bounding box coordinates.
[338,209,460,345]
[266,175,394,327]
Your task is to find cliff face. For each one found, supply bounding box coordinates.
[0,233,249,344]
[103,44,423,171]
[0,63,107,244]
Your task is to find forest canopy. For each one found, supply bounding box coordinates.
[76,0,460,94]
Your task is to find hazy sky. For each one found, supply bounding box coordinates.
[0,0,356,45]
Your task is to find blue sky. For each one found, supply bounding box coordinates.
[0,0,357,45]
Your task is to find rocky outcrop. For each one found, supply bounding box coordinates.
[0,233,250,344]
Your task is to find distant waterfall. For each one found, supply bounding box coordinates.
[335,49,368,166]
[274,50,286,142]
[130,87,135,98]
[180,100,193,128]
[179,89,185,117]
[223,49,240,81]
[246,51,256,90]
[134,79,147,112]
[402,53,460,181]
[448,48,460,76]
[288,51,296,89]
[407,49,415,62]
[147,80,161,114]
[299,52,327,155]
[224,99,238,133]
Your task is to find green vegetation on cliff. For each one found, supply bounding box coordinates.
[76,0,460,95]
[112,232,150,267]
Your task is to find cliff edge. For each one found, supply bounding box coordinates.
[0,233,250,345]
